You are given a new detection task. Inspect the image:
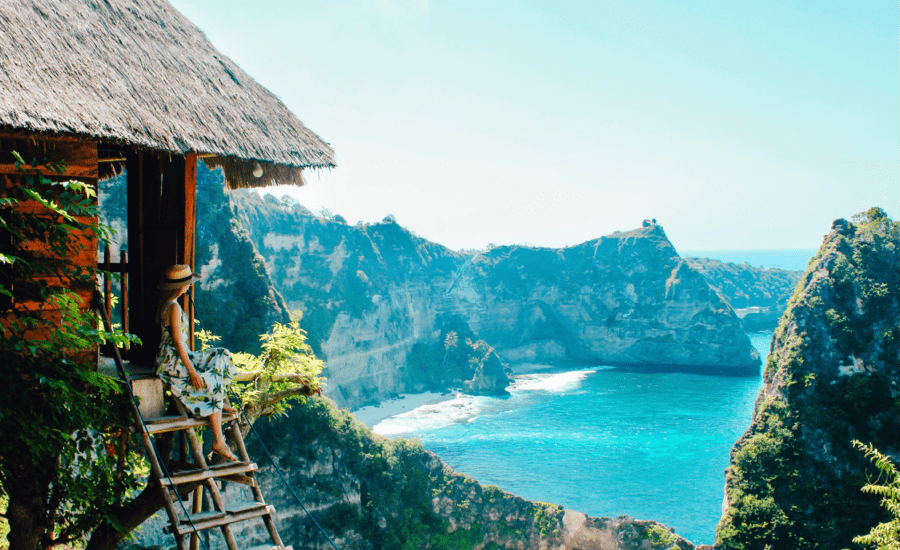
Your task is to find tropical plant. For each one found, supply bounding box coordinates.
[851,441,899,550]
[199,312,324,429]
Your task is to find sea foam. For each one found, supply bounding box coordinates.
[511,370,596,393]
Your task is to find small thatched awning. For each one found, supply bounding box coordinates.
[0,0,335,188]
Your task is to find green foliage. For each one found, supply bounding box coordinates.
[0,154,141,547]
[646,524,684,550]
[406,315,496,388]
[249,397,558,550]
[214,311,324,417]
[532,503,562,537]
[851,441,899,550]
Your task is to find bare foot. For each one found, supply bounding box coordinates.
[210,442,240,462]
[222,405,237,414]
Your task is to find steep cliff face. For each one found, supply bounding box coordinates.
[192,164,291,354]
[126,396,705,550]
[684,258,803,331]
[230,191,759,409]
[230,191,471,408]
[716,209,899,550]
[453,227,759,373]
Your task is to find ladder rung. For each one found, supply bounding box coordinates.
[145,415,189,424]
[166,503,274,535]
[228,500,268,514]
[181,510,225,524]
[218,473,256,486]
[159,462,258,486]
[133,411,239,434]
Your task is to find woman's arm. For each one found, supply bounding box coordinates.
[168,302,205,389]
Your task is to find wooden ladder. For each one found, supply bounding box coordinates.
[130,379,290,550]
[94,293,290,550]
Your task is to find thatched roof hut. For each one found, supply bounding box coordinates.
[0,0,336,362]
[0,0,335,187]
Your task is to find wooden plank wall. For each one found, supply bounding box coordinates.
[0,132,99,362]
[0,133,200,368]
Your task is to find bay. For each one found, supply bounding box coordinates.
[355,332,772,545]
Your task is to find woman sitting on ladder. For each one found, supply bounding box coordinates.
[156,264,239,462]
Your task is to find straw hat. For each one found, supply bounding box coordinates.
[157,264,202,289]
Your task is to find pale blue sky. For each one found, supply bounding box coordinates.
[171,0,898,252]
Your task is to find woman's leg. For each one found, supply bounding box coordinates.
[208,410,238,461]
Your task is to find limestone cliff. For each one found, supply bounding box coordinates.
[126,396,706,550]
[716,208,899,550]
[684,258,802,331]
[450,226,759,373]
[229,191,760,409]
[192,164,291,354]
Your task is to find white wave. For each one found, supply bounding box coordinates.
[372,393,481,435]
[511,370,596,393]
[352,391,445,426]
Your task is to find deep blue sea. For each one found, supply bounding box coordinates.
[354,333,772,546]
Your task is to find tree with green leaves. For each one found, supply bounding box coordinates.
[0,154,325,550]
[199,312,324,431]
[0,153,140,550]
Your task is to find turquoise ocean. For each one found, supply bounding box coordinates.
[352,250,810,545]
[355,333,772,546]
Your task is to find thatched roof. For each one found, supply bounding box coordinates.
[0,0,335,188]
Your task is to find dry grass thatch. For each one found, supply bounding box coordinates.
[0,0,335,187]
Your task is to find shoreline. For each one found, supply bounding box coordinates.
[351,390,457,426]
[351,355,766,428]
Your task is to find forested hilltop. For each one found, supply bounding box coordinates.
[716,208,899,549]
[684,258,802,331]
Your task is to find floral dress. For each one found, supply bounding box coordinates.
[155,301,236,417]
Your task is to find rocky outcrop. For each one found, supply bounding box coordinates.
[463,349,510,395]
[451,227,759,374]
[125,396,702,550]
[230,191,760,409]
[716,208,899,550]
[684,257,802,331]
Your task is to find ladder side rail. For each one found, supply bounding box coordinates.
[171,391,242,550]
[226,419,285,547]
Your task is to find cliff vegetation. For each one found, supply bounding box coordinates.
[716,208,900,550]
[684,258,802,331]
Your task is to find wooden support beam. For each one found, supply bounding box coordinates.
[184,153,197,350]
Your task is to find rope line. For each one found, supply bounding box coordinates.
[228,391,343,550]
[190,292,342,550]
